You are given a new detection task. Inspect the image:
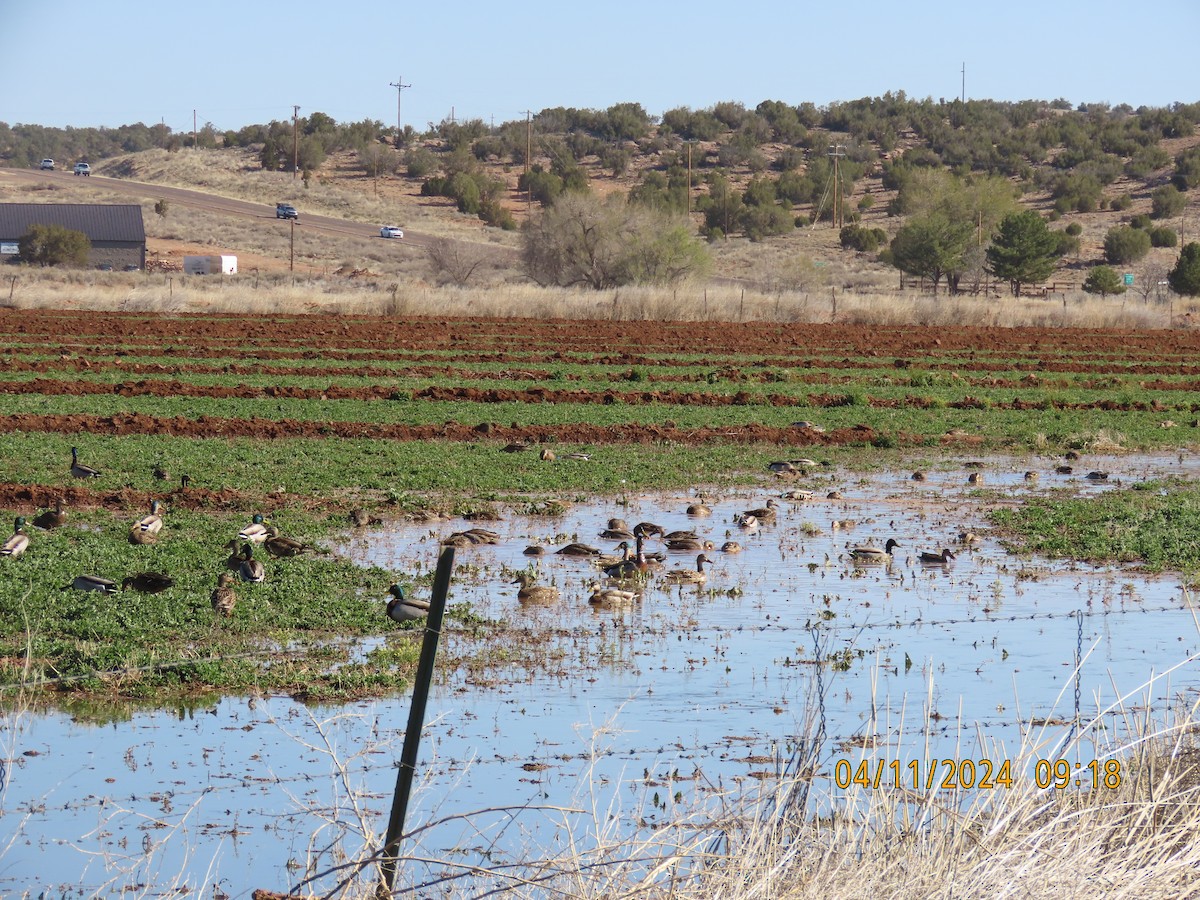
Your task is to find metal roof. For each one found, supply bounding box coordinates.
[0,204,146,243]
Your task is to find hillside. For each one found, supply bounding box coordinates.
[3,97,1199,296]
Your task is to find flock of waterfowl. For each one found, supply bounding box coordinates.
[2,447,319,619]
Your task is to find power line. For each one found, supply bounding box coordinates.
[389,77,411,149]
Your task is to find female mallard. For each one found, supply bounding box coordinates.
[588,583,640,607]
[132,499,165,536]
[441,528,500,547]
[918,548,956,564]
[663,553,712,585]
[512,572,559,604]
[263,526,312,558]
[686,502,712,517]
[386,584,430,622]
[632,522,665,540]
[556,542,601,557]
[595,541,632,569]
[122,572,175,593]
[720,541,742,554]
[128,523,158,545]
[2,517,29,558]
[599,520,635,540]
[666,537,714,552]
[33,499,67,530]
[70,446,101,479]
[72,574,117,593]
[238,514,269,543]
[850,538,900,561]
[211,573,237,618]
[237,543,266,583]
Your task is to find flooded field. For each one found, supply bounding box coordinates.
[4,456,1200,897]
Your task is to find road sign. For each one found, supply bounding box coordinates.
[1124,273,1135,286]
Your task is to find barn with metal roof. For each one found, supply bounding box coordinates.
[0,203,146,270]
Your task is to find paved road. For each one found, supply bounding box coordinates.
[0,166,514,258]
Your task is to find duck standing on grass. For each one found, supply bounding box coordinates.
[238,514,269,543]
[263,525,313,558]
[33,499,67,530]
[71,574,118,593]
[211,573,238,618]
[237,543,266,583]
[386,584,431,623]
[2,518,29,558]
[70,447,101,479]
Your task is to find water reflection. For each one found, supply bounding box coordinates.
[4,454,1200,895]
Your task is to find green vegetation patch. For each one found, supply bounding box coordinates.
[990,479,1200,572]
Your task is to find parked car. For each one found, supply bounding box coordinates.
[275,203,298,220]
[380,225,404,239]
[73,162,91,176]
[40,159,55,170]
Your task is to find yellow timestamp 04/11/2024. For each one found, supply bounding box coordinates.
[832,758,1123,791]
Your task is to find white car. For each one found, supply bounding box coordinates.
[380,225,404,239]
[73,162,91,176]
[40,159,55,170]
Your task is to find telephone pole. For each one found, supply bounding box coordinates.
[292,105,300,179]
[961,62,966,103]
[828,144,846,229]
[521,109,533,214]
[390,77,411,149]
[683,140,698,214]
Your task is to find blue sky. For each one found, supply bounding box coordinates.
[4,0,1197,133]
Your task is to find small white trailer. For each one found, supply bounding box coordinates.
[183,255,238,275]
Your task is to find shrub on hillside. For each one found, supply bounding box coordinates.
[1168,242,1200,296]
[1151,226,1178,248]
[1103,225,1152,265]
[1065,222,1082,236]
[839,224,887,253]
[1109,194,1132,211]
[1151,184,1187,219]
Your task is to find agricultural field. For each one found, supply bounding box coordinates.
[4,307,1200,703]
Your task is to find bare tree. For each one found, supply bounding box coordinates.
[426,238,492,287]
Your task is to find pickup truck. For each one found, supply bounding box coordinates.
[275,203,298,220]
[73,162,91,176]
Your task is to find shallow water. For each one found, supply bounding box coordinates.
[4,455,1200,896]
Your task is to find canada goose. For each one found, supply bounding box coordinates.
[72,574,117,593]
[588,582,640,607]
[238,514,269,543]
[32,499,67,530]
[666,537,715,552]
[663,553,712,585]
[918,549,956,564]
[2,517,29,558]
[70,446,101,479]
[122,572,175,593]
[133,499,164,535]
[263,526,312,558]
[237,543,265,583]
[175,474,192,492]
[850,538,900,561]
[386,584,430,622]
[512,572,560,604]
[686,502,712,517]
[740,499,779,523]
[211,573,237,617]
[556,542,601,557]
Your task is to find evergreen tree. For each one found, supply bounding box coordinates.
[1168,243,1200,297]
[986,210,1058,296]
[1082,266,1126,298]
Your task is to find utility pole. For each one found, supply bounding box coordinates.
[389,77,411,149]
[192,109,197,149]
[684,140,698,214]
[961,62,966,103]
[828,144,846,229]
[292,105,300,179]
[289,219,295,283]
[521,109,533,215]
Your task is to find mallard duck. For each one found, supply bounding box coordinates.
[666,537,714,552]
[2,517,29,558]
[441,527,500,547]
[588,582,640,607]
[826,491,843,500]
[662,529,698,542]
[224,539,245,571]
[918,549,956,564]
[957,531,980,546]
[720,541,742,553]
[133,499,164,535]
[512,572,559,604]
[70,446,101,479]
[967,472,984,485]
[1055,465,1073,475]
[556,542,601,557]
[663,553,712,585]
[348,508,372,527]
[237,543,265,583]
[263,525,312,558]
[599,524,635,541]
[686,502,712,517]
[1085,471,1109,481]
[737,514,759,530]
[523,545,546,556]
[238,514,269,543]
[32,499,67,530]
[911,471,926,481]
[122,572,175,593]
[128,524,158,545]
[152,465,170,481]
[1024,471,1039,482]
[595,541,632,568]
[211,573,237,617]
[850,538,900,561]
[386,584,430,622]
[768,460,801,475]
[72,574,117,593]
[632,522,664,539]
